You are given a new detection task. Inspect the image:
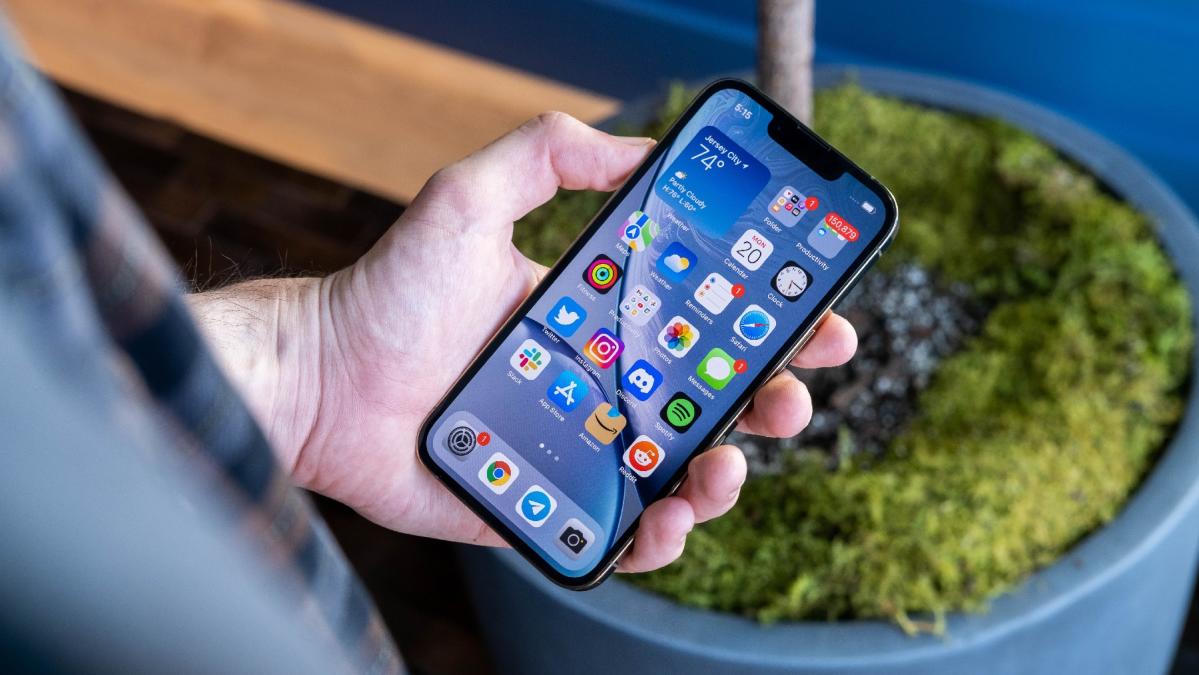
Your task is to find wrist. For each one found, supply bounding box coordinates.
[187,276,324,475]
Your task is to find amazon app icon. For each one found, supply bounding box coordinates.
[585,402,627,444]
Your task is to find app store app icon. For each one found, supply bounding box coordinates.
[547,369,589,412]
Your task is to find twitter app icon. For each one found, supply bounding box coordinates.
[546,296,588,337]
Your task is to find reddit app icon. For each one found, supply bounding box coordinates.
[624,435,664,478]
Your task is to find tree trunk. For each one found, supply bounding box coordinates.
[758,0,815,126]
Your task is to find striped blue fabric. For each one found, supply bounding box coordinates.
[0,20,402,675]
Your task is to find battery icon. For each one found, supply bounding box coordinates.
[861,201,876,214]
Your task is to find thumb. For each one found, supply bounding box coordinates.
[408,111,655,227]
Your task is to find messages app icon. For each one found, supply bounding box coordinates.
[546,296,587,337]
[697,348,737,390]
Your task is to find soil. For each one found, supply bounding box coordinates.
[735,263,986,475]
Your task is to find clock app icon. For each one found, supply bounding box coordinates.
[772,261,812,301]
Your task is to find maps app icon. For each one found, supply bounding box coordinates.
[621,210,659,252]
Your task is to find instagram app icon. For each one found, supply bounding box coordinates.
[584,328,624,369]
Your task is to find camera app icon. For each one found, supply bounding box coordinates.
[556,518,596,558]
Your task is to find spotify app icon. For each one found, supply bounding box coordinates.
[660,392,701,433]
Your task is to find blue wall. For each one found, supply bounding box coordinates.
[308,0,1199,208]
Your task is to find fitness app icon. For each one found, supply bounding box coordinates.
[583,254,622,293]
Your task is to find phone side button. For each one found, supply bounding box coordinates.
[776,325,818,378]
[712,397,753,448]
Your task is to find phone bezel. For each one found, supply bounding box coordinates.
[417,78,899,590]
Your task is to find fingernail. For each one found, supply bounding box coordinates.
[617,136,655,146]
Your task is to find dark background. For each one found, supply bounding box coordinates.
[304,0,1199,221]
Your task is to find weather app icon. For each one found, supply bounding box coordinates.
[655,242,697,283]
[654,126,770,237]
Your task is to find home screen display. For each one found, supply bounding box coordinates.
[426,87,888,578]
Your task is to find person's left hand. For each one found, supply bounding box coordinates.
[192,112,857,573]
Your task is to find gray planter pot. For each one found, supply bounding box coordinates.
[458,67,1199,675]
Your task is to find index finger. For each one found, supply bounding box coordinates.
[791,312,857,369]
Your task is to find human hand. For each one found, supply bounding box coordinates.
[194,113,857,573]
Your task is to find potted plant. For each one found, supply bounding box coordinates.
[458,66,1198,674]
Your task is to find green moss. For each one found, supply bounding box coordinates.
[514,84,1193,629]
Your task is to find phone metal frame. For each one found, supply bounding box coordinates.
[417,78,899,590]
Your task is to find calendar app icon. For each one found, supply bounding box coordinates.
[730,229,774,272]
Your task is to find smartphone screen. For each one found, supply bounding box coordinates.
[420,81,896,586]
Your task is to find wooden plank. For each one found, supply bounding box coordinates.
[5,0,620,202]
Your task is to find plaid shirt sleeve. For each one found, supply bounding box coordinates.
[0,20,403,675]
